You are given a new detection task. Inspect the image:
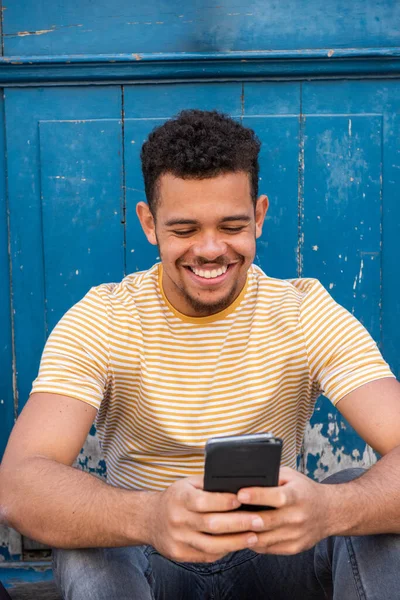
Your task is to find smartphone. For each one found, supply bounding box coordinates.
[204,433,283,511]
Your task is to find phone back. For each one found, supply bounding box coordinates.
[204,434,282,495]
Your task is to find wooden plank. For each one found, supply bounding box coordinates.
[241,115,299,279]
[38,119,124,333]
[0,93,14,464]
[241,82,300,278]
[302,80,400,379]
[4,0,400,56]
[5,87,121,414]
[300,81,391,479]
[302,114,382,336]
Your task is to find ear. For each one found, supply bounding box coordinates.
[136,202,158,246]
[255,195,269,239]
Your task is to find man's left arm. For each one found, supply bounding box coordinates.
[236,377,400,555]
[326,376,400,535]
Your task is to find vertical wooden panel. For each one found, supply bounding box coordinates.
[302,81,400,381]
[5,87,122,413]
[302,115,382,335]
[242,83,300,278]
[39,119,124,333]
[0,96,14,462]
[300,81,398,479]
[242,116,299,279]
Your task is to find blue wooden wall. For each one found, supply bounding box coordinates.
[0,0,399,562]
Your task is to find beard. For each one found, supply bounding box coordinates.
[178,279,241,316]
[156,233,247,317]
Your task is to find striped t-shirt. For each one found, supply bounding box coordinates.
[31,263,394,491]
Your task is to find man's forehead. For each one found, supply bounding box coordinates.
[156,171,253,219]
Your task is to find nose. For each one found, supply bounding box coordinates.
[192,231,228,261]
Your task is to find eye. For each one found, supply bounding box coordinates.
[223,226,245,232]
[172,229,196,236]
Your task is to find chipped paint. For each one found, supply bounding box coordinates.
[0,526,22,559]
[301,421,378,481]
[14,29,55,37]
[7,23,84,38]
[73,429,107,480]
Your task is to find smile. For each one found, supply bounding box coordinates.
[190,265,228,279]
[183,263,236,285]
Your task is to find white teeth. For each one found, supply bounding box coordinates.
[191,265,228,279]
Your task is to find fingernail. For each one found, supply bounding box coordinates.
[252,517,264,529]
[247,535,258,546]
[238,492,250,502]
[232,499,241,509]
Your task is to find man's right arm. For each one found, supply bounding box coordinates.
[0,392,157,549]
[0,392,262,559]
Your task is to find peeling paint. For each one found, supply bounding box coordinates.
[302,422,377,481]
[0,526,22,558]
[73,430,107,480]
[14,29,55,37]
[7,23,84,38]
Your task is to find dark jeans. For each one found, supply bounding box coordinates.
[52,468,400,599]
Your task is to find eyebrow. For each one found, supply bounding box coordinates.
[164,215,251,227]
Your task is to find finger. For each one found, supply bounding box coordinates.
[187,488,241,513]
[278,466,298,485]
[187,474,205,490]
[195,511,264,535]
[250,527,305,555]
[188,531,259,557]
[237,485,290,509]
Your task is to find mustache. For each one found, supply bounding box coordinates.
[180,257,241,268]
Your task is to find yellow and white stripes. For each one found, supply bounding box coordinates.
[31,264,394,491]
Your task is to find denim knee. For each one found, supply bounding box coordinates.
[52,546,152,600]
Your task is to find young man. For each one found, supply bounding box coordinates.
[1,110,400,599]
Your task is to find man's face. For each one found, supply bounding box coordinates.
[137,171,268,317]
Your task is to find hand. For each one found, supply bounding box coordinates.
[235,467,333,555]
[146,475,261,563]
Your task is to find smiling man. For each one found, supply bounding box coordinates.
[1,110,400,600]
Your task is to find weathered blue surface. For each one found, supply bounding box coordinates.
[5,87,123,414]
[0,94,15,463]
[4,0,400,56]
[1,50,400,85]
[39,119,125,332]
[3,79,400,496]
[0,562,53,588]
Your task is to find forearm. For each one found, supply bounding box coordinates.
[0,456,158,549]
[326,444,400,536]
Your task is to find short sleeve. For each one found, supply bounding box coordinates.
[297,279,395,406]
[30,287,110,410]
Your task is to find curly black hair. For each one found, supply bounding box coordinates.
[140,109,261,217]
